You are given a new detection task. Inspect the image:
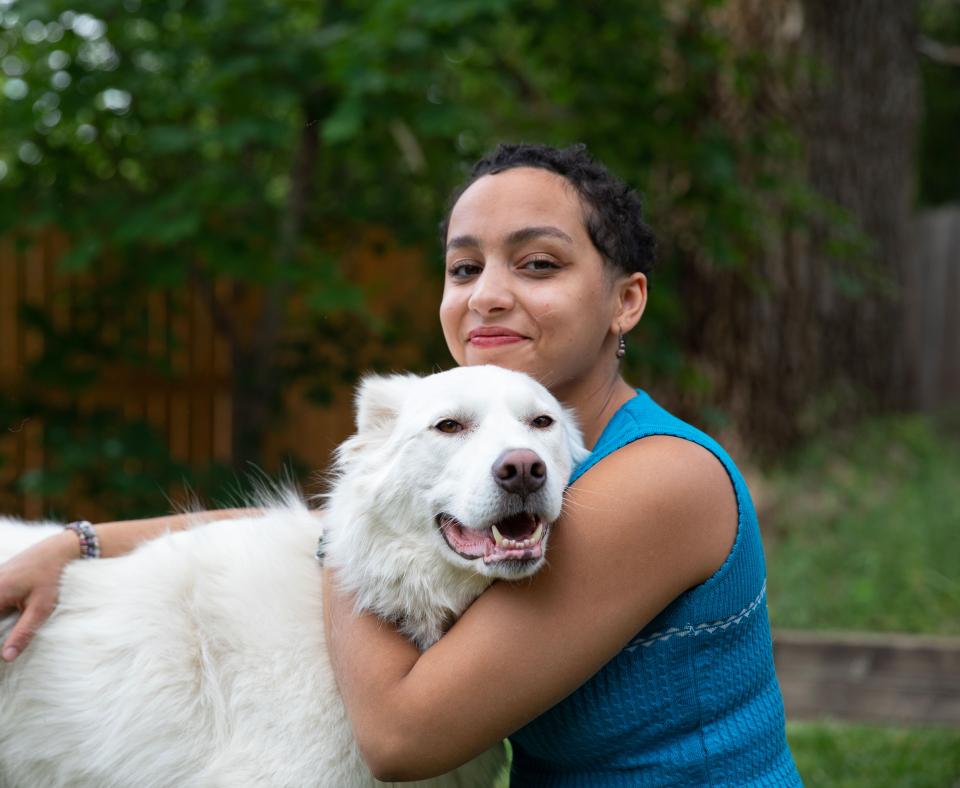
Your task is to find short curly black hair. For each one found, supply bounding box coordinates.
[439,142,656,279]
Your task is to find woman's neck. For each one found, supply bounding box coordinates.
[557,371,637,450]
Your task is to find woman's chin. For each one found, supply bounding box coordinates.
[464,344,534,372]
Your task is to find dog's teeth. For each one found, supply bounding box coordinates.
[491,525,546,551]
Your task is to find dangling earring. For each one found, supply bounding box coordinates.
[616,330,626,359]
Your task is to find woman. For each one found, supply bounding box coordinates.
[0,143,801,786]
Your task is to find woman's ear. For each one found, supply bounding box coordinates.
[612,272,647,334]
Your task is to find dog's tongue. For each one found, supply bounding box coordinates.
[439,520,490,558]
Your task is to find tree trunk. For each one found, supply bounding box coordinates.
[681,0,921,457]
[231,95,323,469]
[801,0,920,406]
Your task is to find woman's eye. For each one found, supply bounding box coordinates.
[531,415,554,429]
[521,256,560,272]
[433,419,465,434]
[448,261,482,279]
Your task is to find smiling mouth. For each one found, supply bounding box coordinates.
[435,512,548,564]
[467,334,528,348]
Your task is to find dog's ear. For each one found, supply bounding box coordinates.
[562,406,592,466]
[354,373,421,434]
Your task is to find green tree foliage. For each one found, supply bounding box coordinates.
[0,0,807,516]
[918,0,960,206]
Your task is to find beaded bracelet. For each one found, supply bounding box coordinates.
[315,534,326,565]
[64,520,101,559]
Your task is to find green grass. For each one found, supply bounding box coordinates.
[763,410,960,635]
[761,410,960,787]
[787,721,960,787]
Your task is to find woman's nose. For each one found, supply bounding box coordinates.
[467,266,514,315]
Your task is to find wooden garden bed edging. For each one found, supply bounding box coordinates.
[773,629,960,727]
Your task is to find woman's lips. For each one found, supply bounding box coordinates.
[467,327,528,347]
[470,335,526,347]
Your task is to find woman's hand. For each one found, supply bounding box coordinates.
[0,530,80,662]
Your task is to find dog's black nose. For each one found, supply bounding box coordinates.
[492,449,546,496]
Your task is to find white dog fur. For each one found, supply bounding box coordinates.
[0,365,588,788]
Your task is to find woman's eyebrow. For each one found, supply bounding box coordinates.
[504,226,574,246]
[446,226,574,254]
[446,234,481,253]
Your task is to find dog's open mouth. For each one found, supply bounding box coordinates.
[436,512,548,564]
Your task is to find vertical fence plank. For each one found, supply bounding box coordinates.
[212,279,232,465]
[909,206,960,411]
[21,239,46,518]
[146,289,169,444]
[48,232,71,342]
[941,215,960,399]
[168,287,190,466]
[0,238,22,515]
[0,241,18,384]
[190,282,213,467]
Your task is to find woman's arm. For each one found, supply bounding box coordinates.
[0,508,260,661]
[323,435,738,781]
[93,508,261,557]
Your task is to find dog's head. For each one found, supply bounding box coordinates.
[329,366,588,584]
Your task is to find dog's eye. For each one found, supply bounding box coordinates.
[433,419,464,434]
[531,415,554,429]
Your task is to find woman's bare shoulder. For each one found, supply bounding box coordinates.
[570,433,738,586]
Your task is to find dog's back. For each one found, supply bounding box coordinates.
[0,508,506,788]
[3,510,330,786]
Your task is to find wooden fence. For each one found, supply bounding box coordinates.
[775,629,960,727]
[1,232,68,519]
[0,229,437,520]
[1,232,236,518]
[906,204,960,411]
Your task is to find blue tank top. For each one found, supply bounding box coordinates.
[509,390,802,786]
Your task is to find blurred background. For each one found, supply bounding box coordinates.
[1,0,958,783]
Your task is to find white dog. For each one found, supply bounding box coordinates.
[0,365,587,788]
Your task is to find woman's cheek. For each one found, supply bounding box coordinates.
[438,300,464,363]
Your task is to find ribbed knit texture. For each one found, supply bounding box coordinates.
[509,391,802,787]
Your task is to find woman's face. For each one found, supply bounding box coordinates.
[440,167,624,395]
